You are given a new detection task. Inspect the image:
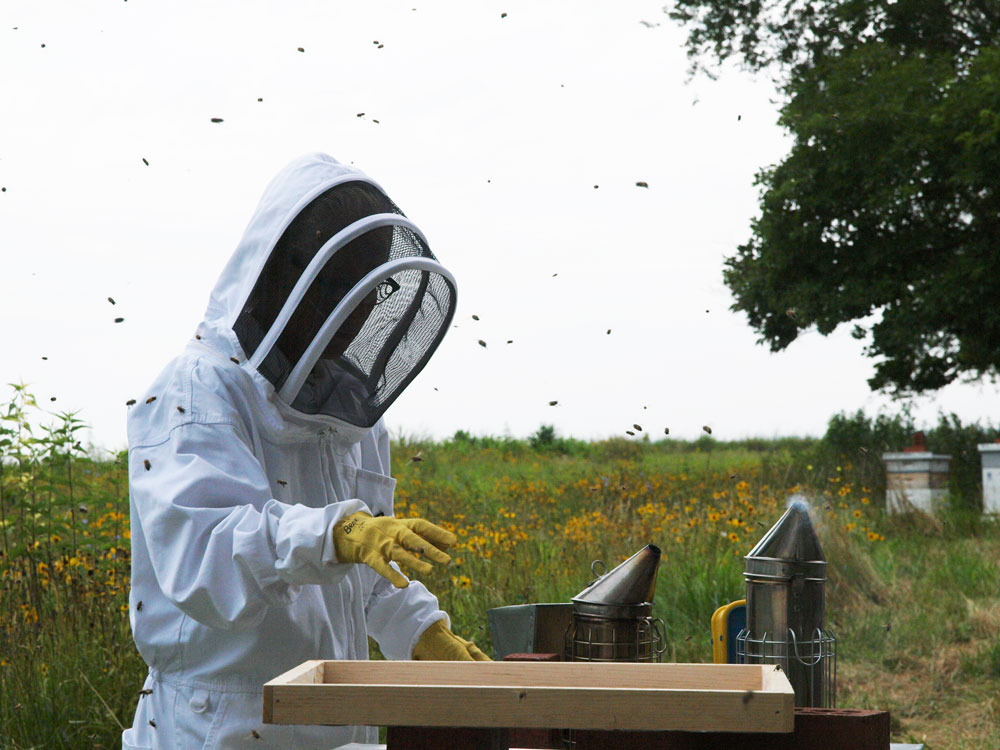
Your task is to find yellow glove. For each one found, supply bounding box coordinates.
[332,512,457,588]
[412,620,492,661]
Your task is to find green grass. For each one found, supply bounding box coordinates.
[2,392,999,748]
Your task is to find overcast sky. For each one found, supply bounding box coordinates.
[3,0,998,451]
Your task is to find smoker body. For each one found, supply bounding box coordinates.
[738,501,836,708]
[565,601,665,663]
[564,546,666,663]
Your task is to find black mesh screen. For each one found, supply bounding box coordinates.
[233,180,403,364]
[289,268,456,427]
[258,223,436,395]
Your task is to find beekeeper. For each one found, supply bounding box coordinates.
[122,153,488,750]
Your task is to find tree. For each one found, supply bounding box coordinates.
[668,0,1000,394]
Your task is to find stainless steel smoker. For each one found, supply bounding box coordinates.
[737,498,837,707]
[564,544,666,663]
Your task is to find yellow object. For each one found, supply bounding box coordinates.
[412,619,491,661]
[332,512,457,588]
[711,599,746,664]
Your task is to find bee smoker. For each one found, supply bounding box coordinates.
[565,544,666,663]
[737,499,836,707]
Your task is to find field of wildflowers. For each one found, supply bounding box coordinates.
[2,386,998,748]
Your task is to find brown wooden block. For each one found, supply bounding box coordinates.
[794,707,890,750]
[503,652,561,662]
[568,708,890,750]
[387,726,509,749]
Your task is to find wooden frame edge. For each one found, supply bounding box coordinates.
[263,660,324,725]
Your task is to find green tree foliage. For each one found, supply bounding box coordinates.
[668,0,1000,393]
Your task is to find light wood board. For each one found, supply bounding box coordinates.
[263,661,794,733]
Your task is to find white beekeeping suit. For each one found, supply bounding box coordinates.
[122,153,459,750]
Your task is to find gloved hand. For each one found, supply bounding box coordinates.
[412,619,492,661]
[332,511,457,588]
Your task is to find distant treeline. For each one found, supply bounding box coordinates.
[437,411,1000,511]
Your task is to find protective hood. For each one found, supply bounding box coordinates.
[201,153,457,430]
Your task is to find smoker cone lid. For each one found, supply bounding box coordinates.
[745,499,826,581]
[572,544,661,607]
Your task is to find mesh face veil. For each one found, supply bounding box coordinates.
[231,174,457,428]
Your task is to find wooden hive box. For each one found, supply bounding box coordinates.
[263,661,794,734]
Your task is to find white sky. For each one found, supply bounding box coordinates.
[2,0,998,451]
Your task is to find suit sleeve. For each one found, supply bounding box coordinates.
[130,419,370,632]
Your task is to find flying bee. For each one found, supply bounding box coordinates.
[742,690,754,705]
[633,424,643,431]
[664,427,669,435]
[210,117,223,123]
[277,480,288,487]
[472,314,479,320]
[144,460,151,471]
[145,396,157,404]
[230,357,240,364]
[138,688,152,697]
[606,329,611,335]
[126,399,136,406]
[195,334,202,340]
[410,453,423,463]
[702,425,712,435]
[626,430,635,436]
[142,158,149,166]
[136,600,143,611]
[507,340,513,344]
[549,400,558,406]
[635,181,648,188]
[176,406,185,413]
[114,317,124,323]
[249,729,262,740]
[149,719,157,728]
[478,340,487,348]
[108,297,116,305]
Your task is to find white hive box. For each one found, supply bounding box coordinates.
[882,451,951,513]
[978,443,1000,514]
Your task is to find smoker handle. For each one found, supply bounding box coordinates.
[652,617,668,660]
